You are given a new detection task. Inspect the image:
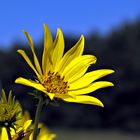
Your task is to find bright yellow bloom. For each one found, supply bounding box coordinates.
[0,120,32,140]
[0,111,56,140]
[0,110,32,140]
[24,111,56,140]
[29,125,56,140]
[12,119,32,140]
[0,124,56,140]
[18,111,56,140]
[34,126,56,140]
[15,24,114,107]
[0,89,22,128]
[11,111,36,140]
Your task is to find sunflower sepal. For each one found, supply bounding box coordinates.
[49,99,60,107]
[44,98,50,106]
[28,92,39,98]
[28,90,43,99]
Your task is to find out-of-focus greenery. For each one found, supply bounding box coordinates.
[0,20,140,132]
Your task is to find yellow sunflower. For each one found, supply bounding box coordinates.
[28,124,56,140]
[0,119,32,140]
[0,89,22,128]
[15,24,114,107]
[33,126,56,140]
[0,95,32,140]
[0,122,56,140]
[0,111,56,140]
[12,119,32,140]
[23,111,56,140]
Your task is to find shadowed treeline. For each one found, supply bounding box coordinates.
[0,20,140,133]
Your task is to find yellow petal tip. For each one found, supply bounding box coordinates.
[22,30,27,34]
[80,35,85,43]
[81,34,85,39]
[57,28,63,35]
[44,24,49,29]
[110,69,115,74]
[96,99,104,107]
[44,23,47,26]
[15,78,19,83]
[110,82,115,87]
[17,49,23,53]
[100,103,104,108]
[47,93,55,100]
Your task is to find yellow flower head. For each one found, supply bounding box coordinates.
[0,120,56,140]
[28,124,56,140]
[35,126,56,140]
[2,111,56,140]
[12,119,33,140]
[0,89,22,128]
[0,120,32,140]
[0,110,32,140]
[23,111,56,140]
[15,24,114,107]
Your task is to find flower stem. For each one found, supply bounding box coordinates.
[6,127,12,140]
[33,95,43,140]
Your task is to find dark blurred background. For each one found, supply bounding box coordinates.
[0,0,140,139]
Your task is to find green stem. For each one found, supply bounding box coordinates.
[33,95,43,140]
[6,127,12,140]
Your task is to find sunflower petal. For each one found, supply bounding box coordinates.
[62,55,97,82]
[1,89,7,103]
[63,95,104,107]
[52,28,64,69]
[1,128,8,140]
[42,24,53,73]
[38,127,56,140]
[17,50,41,81]
[69,69,115,90]
[47,93,55,100]
[15,77,46,93]
[69,81,114,95]
[23,120,32,131]
[57,35,85,73]
[23,30,42,76]
[15,77,55,100]
[8,90,12,105]
[24,111,31,121]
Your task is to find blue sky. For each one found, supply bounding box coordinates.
[0,0,140,47]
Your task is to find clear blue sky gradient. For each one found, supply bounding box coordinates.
[0,0,140,47]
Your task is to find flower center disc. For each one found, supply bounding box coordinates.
[42,71,69,95]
